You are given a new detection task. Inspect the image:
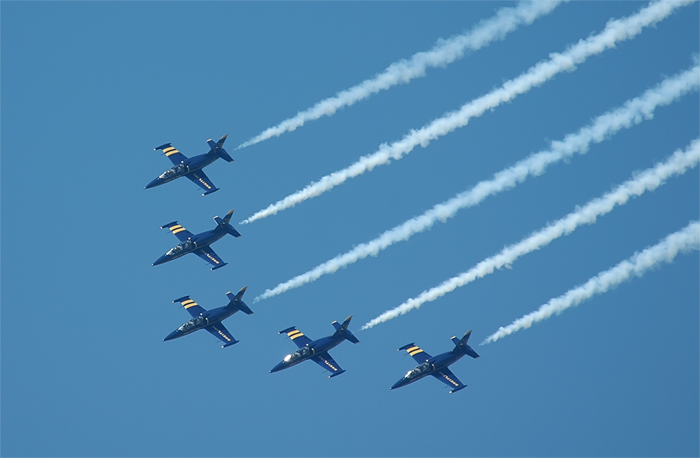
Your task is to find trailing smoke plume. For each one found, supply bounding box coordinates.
[482,221,700,344]
[237,0,563,149]
[241,0,693,225]
[362,139,700,329]
[254,65,699,302]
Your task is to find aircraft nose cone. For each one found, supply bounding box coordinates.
[270,361,287,373]
[391,378,408,390]
[152,255,169,266]
[163,330,179,342]
[145,177,161,189]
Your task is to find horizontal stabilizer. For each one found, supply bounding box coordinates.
[211,262,228,271]
[332,315,359,344]
[222,340,239,348]
[279,326,297,335]
[465,347,480,359]
[172,295,190,303]
[214,210,241,237]
[398,343,416,351]
[207,134,234,162]
[160,221,179,229]
[345,332,360,344]
[202,188,220,196]
[452,330,480,359]
[226,287,253,315]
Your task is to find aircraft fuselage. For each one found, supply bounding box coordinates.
[146,154,219,189]
[153,228,226,266]
[391,351,464,390]
[270,335,344,373]
[164,306,237,341]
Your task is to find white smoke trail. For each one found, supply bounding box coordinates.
[362,139,700,329]
[241,0,692,225]
[253,65,699,302]
[482,221,700,344]
[236,0,563,150]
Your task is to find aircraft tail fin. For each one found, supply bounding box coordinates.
[332,315,360,344]
[206,134,234,162]
[214,210,242,237]
[451,330,480,359]
[225,286,253,315]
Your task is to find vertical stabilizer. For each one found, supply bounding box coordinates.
[207,134,234,162]
[214,210,242,237]
[332,316,360,344]
[452,330,480,359]
[226,287,253,315]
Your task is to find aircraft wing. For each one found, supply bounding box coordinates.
[162,222,195,242]
[155,143,188,166]
[432,367,466,393]
[282,328,313,348]
[173,297,207,318]
[204,323,238,346]
[185,170,218,194]
[193,246,226,269]
[311,352,344,376]
[399,343,432,364]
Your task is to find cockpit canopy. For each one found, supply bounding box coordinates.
[166,239,195,256]
[283,346,314,363]
[405,362,432,379]
[178,316,206,332]
[159,163,189,179]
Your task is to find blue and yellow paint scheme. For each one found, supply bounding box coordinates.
[152,209,241,270]
[164,287,253,348]
[270,316,359,378]
[391,330,480,393]
[146,134,234,196]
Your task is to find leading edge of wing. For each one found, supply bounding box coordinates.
[194,246,227,270]
[185,170,219,196]
[432,367,466,393]
[311,352,345,378]
[204,323,238,348]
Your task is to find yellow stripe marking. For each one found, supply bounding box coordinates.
[289,332,304,339]
[163,147,175,153]
[165,149,180,156]
[184,302,199,309]
[172,227,186,234]
[170,225,183,230]
[181,299,194,305]
[409,349,424,356]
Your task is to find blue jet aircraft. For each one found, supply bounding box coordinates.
[146,134,233,195]
[391,330,480,393]
[153,209,241,270]
[271,316,359,378]
[164,287,253,348]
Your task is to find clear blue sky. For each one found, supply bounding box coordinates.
[2,2,698,457]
